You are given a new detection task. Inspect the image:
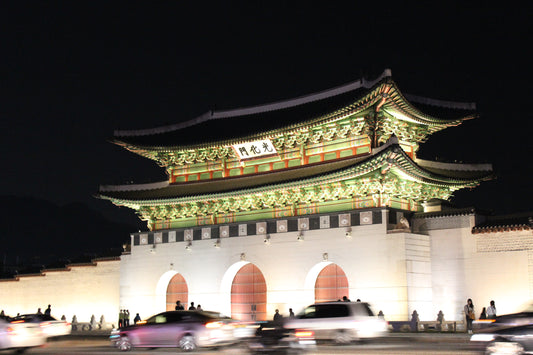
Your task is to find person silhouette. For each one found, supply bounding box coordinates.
[188,302,196,310]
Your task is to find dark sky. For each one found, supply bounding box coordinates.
[1,2,531,226]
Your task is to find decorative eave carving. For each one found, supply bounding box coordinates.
[102,145,486,222]
[114,80,473,168]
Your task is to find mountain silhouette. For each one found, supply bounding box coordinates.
[0,196,142,267]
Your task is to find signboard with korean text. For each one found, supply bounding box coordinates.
[232,139,278,161]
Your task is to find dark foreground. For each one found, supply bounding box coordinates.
[2,333,486,354]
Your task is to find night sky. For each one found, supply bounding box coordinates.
[1,2,531,228]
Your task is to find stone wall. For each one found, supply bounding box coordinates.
[0,259,120,325]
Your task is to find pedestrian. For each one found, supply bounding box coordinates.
[118,309,124,328]
[480,307,487,319]
[464,298,475,334]
[273,309,282,323]
[342,296,351,302]
[196,304,203,311]
[175,300,184,310]
[487,300,497,319]
[37,307,42,315]
[289,308,295,318]
[189,302,196,310]
[134,313,141,324]
[44,304,51,316]
[124,309,130,327]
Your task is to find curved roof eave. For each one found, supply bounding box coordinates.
[97,141,492,207]
[112,80,477,153]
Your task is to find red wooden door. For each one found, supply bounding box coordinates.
[231,263,267,321]
[166,273,188,311]
[314,263,349,302]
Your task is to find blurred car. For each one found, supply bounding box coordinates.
[247,321,316,354]
[470,323,533,354]
[489,302,533,327]
[11,314,71,338]
[0,318,46,352]
[113,310,241,351]
[283,301,388,344]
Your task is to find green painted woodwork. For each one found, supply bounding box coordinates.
[171,217,197,229]
[288,159,301,167]
[106,145,485,230]
[200,173,211,180]
[258,164,272,172]
[233,208,276,223]
[324,152,337,161]
[357,146,370,154]
[340,149,353,158]
[243,155,281,165]
[213,171,223,179]
[308,155,322,164]
[272,162,285,170]
[229,168,241,176]
[175,176,186,183]
[188,163,207,173]
[243,166,255,174]
[188,175,198,181]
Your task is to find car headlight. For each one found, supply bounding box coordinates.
[470,333,495,342]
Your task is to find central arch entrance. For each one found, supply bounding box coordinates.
[314,263,348,302]
[231,263,266,321]
[166,273,188,311]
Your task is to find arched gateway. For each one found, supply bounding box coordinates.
[315,263,349,302]
[166,273,188,311]
[231,263,267,321]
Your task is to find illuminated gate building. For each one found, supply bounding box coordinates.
[99,70,501,321]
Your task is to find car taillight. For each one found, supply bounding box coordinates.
[205,321,223,329]
[295,330,314,338]
[10,320,24,324]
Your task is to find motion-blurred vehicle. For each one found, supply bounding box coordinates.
[112,310,242,351]
[247,321,316,354]
[283,301,388,344]
[470,323,533,354]
[489,302,533,327]
[0,318,46,352]
[11,314,71,338]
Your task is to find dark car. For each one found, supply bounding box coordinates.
[470,323,533,354]
[114,310,239,351]
[247,321,316,354]
[490,303,533,327]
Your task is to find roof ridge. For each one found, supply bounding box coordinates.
[114,69,392,138]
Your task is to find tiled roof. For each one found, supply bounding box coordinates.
[98,140,493,203]
[112,69,476,149]
[472,212,533,234]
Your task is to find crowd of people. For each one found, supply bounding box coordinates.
[464,298,497,334]
[174,300,203,311]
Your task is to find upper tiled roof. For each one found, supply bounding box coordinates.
[112,69,477,149]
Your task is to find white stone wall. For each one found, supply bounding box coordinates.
[2,213,530,326]
[427,215,532,322]
[119,220,417,321]
[0,260,120,324]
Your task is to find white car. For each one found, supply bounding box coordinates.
[0,318,46,352]
[283,301,388,344]
[11,314,71,338]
